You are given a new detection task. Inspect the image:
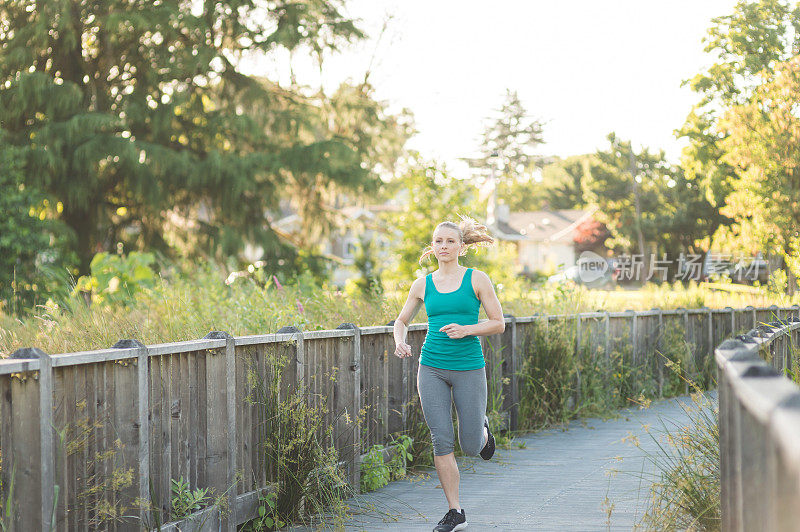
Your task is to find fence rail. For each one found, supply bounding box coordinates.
[715,311,800,531]
[1,304,797,531]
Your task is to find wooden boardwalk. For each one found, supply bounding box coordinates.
[290,396,700,531]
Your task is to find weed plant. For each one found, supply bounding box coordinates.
[244,350,352,529]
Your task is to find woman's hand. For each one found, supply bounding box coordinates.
[394,342,413,358]
[439,323,469,339]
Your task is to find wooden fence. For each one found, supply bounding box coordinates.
[1,304,797,531]
[716,311,800,531]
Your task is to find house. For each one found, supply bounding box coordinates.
[271,203,399,286]
[488,203,604,275]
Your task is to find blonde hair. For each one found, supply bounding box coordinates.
[418,215,495,265]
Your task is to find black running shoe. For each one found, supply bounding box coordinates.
[479,415,495,460]
[433,508,467,531]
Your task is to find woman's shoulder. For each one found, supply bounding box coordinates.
[468,268,491,283]
[410,275,427,299]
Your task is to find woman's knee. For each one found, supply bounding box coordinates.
[459,432,484,457]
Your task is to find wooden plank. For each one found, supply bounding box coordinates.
[74,363,89,529]
[0,376,12,528]
[236,346,250,494]
[147,340,225,356]
[225,335,238,531]
[381,334,390,445]
[38,352,55,531]
[196,351,208,490]
[0,359,40,375]
[148,355,165,519]
[386,335,404,436]
[87,361,100,527]
[351,327,362,490]
[137,346,150,529]
[187,351,198,490]
[179,353,191,492]
[169,352,182,494]
[52,366,69,530]
[160,356,172,521]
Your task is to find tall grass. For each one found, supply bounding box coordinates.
[1,264,793,356]
[243,349,352,529]
[515,318,713,431]
[635,390,720,531]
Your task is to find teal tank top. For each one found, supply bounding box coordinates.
[420,268,485,371]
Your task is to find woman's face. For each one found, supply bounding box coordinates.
[432,226,464,263]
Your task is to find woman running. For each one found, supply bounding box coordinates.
[392,217,505,532]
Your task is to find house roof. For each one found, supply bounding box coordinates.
[507,207,598,244]
[490,219,527,241]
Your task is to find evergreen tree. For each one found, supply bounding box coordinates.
[0,0,394,275]
[0,145,74,311]
[472,89,545,181]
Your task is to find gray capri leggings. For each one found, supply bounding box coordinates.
[417,363,488,457]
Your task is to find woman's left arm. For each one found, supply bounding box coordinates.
[439,270,506,338]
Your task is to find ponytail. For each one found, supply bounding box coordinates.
[418,215,495,265]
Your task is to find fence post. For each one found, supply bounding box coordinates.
[678,308,689,394]
[655,308,664,397]
[769,304,780,323]
[336,323,362,491]
[32,349,55,531]
[626,310,637,365]
[112,339,150,528]
[706,307,714,359]
[724,306,735,336]
[204,331,237,531]
[507,315,519,430]
[294,331,305,388]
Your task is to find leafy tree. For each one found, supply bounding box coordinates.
[585,134,726,278]
[353,233,383,296]
[540,155,593,210]
[382,157,518,290]
[719,57,800,288]
[678,0,800,260]
[0,0,397,276]
[494,154,591,212]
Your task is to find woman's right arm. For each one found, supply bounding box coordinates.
[393,277,424,358]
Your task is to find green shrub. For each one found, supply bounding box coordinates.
[360,445,391,492]
[170,477,210,520]
[74,252,157,306]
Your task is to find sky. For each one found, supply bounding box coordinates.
[244,0,740,176]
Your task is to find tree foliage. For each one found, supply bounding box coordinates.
[720,56,800,281]
[382,157,518,290]
[585,134,726,272]
[471,89,545,180]
[0,146,74,311]
[0,0,408,280]
[678,0,800,255]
